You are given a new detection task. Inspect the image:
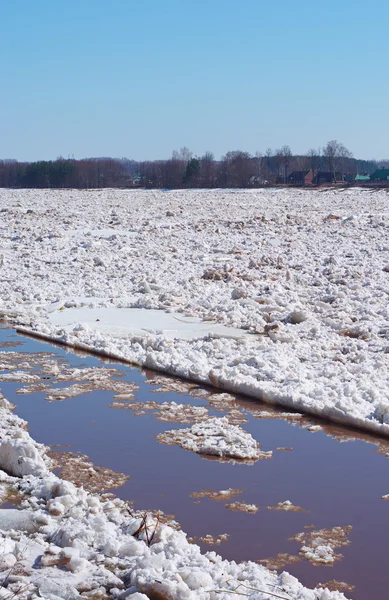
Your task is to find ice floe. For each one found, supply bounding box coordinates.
[267,500,305,512]
[291,525,353,565]
[0,393,349,599]
[1,187,389,436]
[157,416,270,462]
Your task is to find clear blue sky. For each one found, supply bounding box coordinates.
[1,0,388,162]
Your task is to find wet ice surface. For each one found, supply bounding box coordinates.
[2,328,389,599]
[50,307,251,341]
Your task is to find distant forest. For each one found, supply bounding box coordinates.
[1,142,388,189]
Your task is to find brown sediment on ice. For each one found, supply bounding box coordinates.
[0,351,140,402]
[145,510,180,531]
[45,378,139,402]
[276,447,293,451]
[258,553,302,571]
[48,450,129,493]
[207,392,237,406]
[190,488,244,502]
[303,424,323,433]
[0,483,24,507]
[290,525,353,565]
[94,493,181,531]
[109,398,154,413]
[188,387,213,400]
[93,378,139,399]
[250,407,328,435]
[146,375,249,423]
[145,373,200,395]
[251,410,303,421]
[127,505,181,531]
[223,408,248,425]
[208,393,249,424]
[17,382,52,394]
[44,382,97,401]
[316,580,355,593]
[225,501,259,513]
[0,371,41,383]
[0,351,57,372]
[109,398,209,424]
[324,423,389,460]
[0,341,23,348]
[0,351,63,384]
[372,438,389,458]
[266,500,306,512]
[188,533,229,546]
[47,378,137,402]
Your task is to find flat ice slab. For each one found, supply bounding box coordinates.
[50,307,251,341]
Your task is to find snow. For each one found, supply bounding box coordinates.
[225,501,259,513]
[110,399,209,423]
[267,500,304,512]
[0,187,387,597]
[49,307,250,341]
[67,228,140,239]
[1,187,389,436]
[0,509,42,533]
[292,526,353,566]
[0,392,349,599]
[157,416,267,461]
[0,396,50,478]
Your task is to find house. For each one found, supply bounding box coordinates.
[355,174,370,182]
[249,175,269,185]
[287,171,307,185]
[370,169,389,182]
[286,170,314,185]
[304,170,314,184]
[312,171,344,185]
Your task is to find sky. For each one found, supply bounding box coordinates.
[1,0,388,162]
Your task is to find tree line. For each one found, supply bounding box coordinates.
[1,142,388,189]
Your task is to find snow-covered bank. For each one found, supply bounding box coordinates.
[1,187,389,435]
[0,393,349,599]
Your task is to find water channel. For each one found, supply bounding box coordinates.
[1,326,388,599]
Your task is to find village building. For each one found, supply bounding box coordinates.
[312,171,344,185]
[370,169,389,182]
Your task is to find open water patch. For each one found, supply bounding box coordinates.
[1,327,389,599]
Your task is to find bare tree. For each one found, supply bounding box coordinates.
[220,151,253,187]
[164,148,193,187]
[200,152,216,187]
[323,140,352,179]
[173,147,192,162]
[280,146,292,182]
[263,148,272,181]
[253,151,263,184]
[306,148,321,176]
[275,146,292,182]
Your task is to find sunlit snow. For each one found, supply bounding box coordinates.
[1,187,389,436]
[50,307,250,340]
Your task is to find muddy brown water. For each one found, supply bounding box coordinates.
[1,327,389,599]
